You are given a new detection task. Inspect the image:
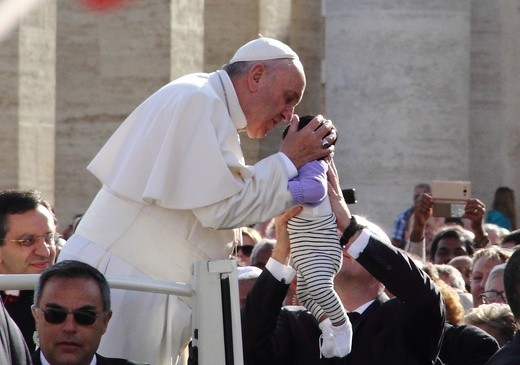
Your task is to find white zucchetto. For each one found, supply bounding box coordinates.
[230,37,299,63]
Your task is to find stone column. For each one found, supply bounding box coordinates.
[54,0,204,225]
[291,0,325,116]
[324,0,471,233]
[0,29,20,189]
[470,0,520,219]
[500,0,520,226]
[470,1,506,206]
[0,1,56,202]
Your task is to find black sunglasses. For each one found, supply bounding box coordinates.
[237,245,254,257]
[35,307,103,326]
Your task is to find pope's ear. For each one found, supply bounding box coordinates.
[247,63,266,91]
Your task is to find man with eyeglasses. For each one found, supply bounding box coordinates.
[32,260,147,365]
[0,189,58,352]
[482,263,508,305]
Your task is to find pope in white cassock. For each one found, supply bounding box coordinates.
[58,37,336,364]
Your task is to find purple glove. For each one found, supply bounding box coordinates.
[288,160,328,206]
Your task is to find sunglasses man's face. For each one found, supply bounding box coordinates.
[237,245,255,266]
[237,245,254,257]
[32,277,111,365]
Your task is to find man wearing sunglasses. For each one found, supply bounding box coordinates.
[0,189,58,352]
[31,260,146,365]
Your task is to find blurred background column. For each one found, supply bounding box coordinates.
[54,0,204,225]
[499,0,520,198]
[324,0,472,233]
[0,0,56,202]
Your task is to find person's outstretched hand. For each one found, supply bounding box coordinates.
[409,193,433,242]
[464,198,488,248]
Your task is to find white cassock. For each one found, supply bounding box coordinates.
[58,69,295,365]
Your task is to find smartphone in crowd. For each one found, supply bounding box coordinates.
[431,180,471,218]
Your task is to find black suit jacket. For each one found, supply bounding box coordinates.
[31,349,148,365]
[439,323,499,365]
[485,330,520,365]
[241,235,446,365]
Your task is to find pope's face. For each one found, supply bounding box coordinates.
[244,61,305,139]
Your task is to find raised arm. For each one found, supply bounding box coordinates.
[463,198,488,248]
[406,193,434,260]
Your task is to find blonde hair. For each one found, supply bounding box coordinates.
[472,246,511,270]
[464,303,516,346]
[241,227,262,245]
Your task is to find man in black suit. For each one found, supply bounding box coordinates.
[241,160,445,364]
[31,260,147,365]
[0,189,59,352]
[486,247,520,364]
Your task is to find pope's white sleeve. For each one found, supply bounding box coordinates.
[192,154,294,229]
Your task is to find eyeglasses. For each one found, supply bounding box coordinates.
[33,307,103,326]
[4,232,59,247]
[481,290,507,304]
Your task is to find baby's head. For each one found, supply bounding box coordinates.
[282,115,337,146]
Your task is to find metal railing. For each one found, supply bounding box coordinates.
[0,259,243,365]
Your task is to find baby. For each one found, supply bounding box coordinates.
[284,115,352,358]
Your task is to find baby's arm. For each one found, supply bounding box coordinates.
[288,159,328,206]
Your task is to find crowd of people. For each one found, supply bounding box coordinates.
[0,36,519,365]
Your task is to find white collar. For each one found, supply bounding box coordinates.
[41,350,97,365]
[215,70,247,131]
[353,299,375,315]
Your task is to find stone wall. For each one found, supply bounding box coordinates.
[0,1,56,201]
[54,0,184,226]
[0,0,518,233]
[324,0,473,233]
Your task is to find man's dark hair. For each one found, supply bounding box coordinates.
[429,226,474,262]
[222,61,251,77]
[0,189,56,244]
[504,248,520,322]
[34,260,111,312]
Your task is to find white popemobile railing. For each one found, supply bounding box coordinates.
[0,259,244,365]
